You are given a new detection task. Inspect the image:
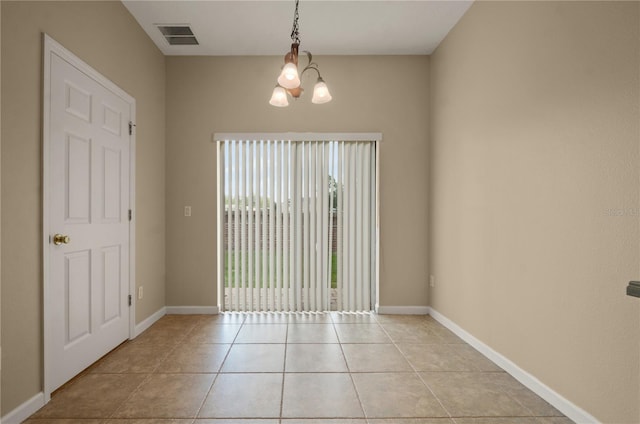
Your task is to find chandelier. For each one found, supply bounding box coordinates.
[269,0,332,107]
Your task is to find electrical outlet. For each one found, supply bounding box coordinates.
[184,206,192,217]
[138,286,144,299]
[429,275,435,288]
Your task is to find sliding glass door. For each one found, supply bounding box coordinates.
[216,134,379,313]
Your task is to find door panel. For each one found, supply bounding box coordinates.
[102,147,122,221]
[48,49,131,391]
[102,103,122,136]
[65,81,92,122]
[66,134,91,223]
[65,250,91,345]
[102,245,122,324]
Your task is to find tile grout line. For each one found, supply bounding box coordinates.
[194,312,245,420]
[334,318,368,420]
[386,317,563,420]
[278,316,290,420]
[105,316,195,420]
[374,315,455,421]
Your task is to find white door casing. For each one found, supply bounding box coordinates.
[43,34,136,397]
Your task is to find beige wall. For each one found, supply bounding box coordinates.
[165,56,430,309]
[1,1,166,415]
[429,1,640,422]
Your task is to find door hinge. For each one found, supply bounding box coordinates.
[128,209,132,221]
[129,122,136,136]
[128,294,132,306]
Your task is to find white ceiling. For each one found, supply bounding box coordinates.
[122,1,473,56]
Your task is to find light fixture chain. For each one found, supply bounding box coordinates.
[290,0,301,44]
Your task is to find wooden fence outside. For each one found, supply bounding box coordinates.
[223,210,338,252]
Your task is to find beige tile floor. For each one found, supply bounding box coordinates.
[26,313,574,424]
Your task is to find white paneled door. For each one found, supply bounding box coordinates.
[44,35,134,393]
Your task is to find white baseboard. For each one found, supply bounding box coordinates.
[2,391,45,424]
[377,305,429,315]
[166,305,219,315]
[428,307,599,424]
[133,306,166,337]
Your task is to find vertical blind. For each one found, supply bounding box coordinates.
[217,137,377,312]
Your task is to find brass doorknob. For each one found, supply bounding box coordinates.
[53,234,70,245]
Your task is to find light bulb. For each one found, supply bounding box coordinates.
[269,86,289,107]
[311,79,332,104]
[277,62,301,89]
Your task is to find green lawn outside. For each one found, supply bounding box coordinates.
[224,251,338,289]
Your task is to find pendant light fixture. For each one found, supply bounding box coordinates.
[269,0,332,107]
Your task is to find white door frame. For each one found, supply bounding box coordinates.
[42,34,136,401]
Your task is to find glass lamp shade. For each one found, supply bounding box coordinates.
[311,80,332,104]
[277,62,301,89]
[269,86,289,107]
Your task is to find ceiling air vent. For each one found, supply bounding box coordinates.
[157,25,199,46]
